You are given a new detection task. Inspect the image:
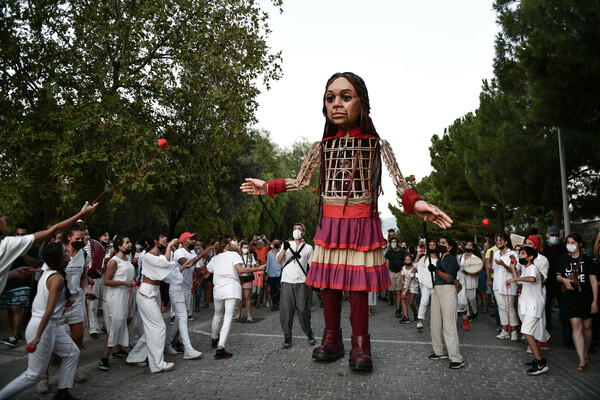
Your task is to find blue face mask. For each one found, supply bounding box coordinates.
[391,243,397,249]
[548,236,559,245]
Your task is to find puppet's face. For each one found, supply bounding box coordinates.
[324,77,361,130]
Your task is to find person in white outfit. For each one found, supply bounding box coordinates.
[126,233,194,373]
[415,240,437,329]
[164,232,209,360]
[98,235,136,371]
[0,243,80,400]
[61,223,94,383]
[204,239,265,359]
[506,246,549,375]
[492,233,520,341]
[88,230,110,339]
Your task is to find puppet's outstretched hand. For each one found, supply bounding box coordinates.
[240,178,267,196]
[413,201,453,229]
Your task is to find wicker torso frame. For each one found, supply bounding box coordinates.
[322,136,377,205]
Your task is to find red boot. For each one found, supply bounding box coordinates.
[312,328,344,361]
[463,317,470,331]
[349,334,372,371]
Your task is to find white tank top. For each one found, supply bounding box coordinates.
[31,265,67,320]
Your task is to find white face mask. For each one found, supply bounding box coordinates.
[242,248,249,254]
[293,229,303,240]
[566,244,578,253]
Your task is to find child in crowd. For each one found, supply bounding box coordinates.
[506,246,549,375]
[400,256,418,324]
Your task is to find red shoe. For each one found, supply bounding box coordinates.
[349,334,373,371]
[312,329,344,362]
[538,342,549,350]
[462,318,470,331]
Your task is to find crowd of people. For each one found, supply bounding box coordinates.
[378,226,600,375]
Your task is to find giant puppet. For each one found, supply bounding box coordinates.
[241,72,452,370]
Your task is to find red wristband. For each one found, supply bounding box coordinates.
[402,188,422,214]
[267,179,287,199]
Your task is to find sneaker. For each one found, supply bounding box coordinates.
[538,343,549,350]
[74,368,86,383]
[173,342,184,354]
[282,338,292,349]
[211,337,220,348]
[112,349,128,358]
[496,330,510,339]
[247,314,253,322]
[35,376,49,394]
[99,358,110,371]
[214,348,233,359]
[400,316,411,324]
[1,336,18,347]
[307,333,316,346]
[428,353,448,360]
[511,331,519,341]
[183,347,202,360]
[187,316,194,321]
[165,343,178,355]
[90,332,99,339]
[449,361,466,369]
[395,309,402,318]
[417,321,424,329]
[234,312,241,320]
[160,362,175,372]
[526,346,533,354]
[527,358,549,375]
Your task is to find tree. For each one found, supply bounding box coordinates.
[0,0,283,238]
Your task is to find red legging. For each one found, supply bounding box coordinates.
[322,289,368,336]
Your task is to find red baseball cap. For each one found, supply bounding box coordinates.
[179,232,197,242]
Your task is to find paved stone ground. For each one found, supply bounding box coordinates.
[1,298,599,399]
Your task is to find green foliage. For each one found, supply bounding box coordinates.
[0,0,283,239]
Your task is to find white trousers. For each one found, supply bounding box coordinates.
[211,298,237,348]
[417,285,433,320]
[88,277,103,334]
[494,290,518,327]
[166,288,192,349]
[0,319,79,399]
[128,286,144,347]
[466,288,477,315]
[431,285,462,363]
[126,283,168,373]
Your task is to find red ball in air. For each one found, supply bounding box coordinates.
[410,177,416,181]
[158,138,168,149]
[482,219,490,226]
[312,189,317,193]
[26,343,36,353]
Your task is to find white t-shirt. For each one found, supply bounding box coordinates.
[172,248,199,291]
[64,249,91,299]
[206,251,244,300]
[0,234,35,292]
[533,253,549,282]
[280,241,313,284]
[415,254,435,289]
[142,253,177,281]
[518,264,544,318]
[492,249,520,295]
[401,266,418,292]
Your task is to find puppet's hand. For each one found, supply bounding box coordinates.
[240,178,267,196]
[413,201,453,229]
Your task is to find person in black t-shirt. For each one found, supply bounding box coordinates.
[556,233,598,372]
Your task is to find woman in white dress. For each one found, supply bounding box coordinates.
[0,243,80,400]
[98,235,136,371]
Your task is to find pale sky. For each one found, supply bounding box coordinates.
[254,0,499,220]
